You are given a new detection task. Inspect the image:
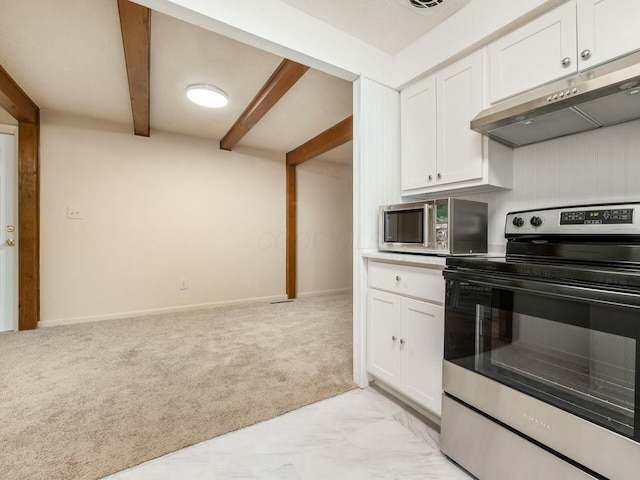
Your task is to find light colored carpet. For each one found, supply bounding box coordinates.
[0,294,355,480]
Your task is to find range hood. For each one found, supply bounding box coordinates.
[471,51,640,148]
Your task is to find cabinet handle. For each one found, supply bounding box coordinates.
[437,173,442,179]
[400,339,406,345]
[428,175,432,181]
[395,275,401,281]
[581,49,591,60]
[561,57,571,67]
[392,336,397,341]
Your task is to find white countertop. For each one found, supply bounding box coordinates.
[362,249,447,268]
[362,248,506,268]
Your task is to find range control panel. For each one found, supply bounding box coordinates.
[505,203,639,236]
[559,208,633,225]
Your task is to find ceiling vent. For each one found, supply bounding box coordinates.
[409,0,444,8]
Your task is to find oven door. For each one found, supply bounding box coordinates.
[443,268,640,478]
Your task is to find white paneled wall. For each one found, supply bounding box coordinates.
[476,119,640,246]
[353,77,401,387]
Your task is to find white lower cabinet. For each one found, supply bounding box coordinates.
[366,261,444,416]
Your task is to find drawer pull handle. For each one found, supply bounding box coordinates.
[392,336,397,341]
[400,339,406,345]
[395,275,401,282]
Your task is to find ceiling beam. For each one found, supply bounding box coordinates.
[117,0,151,137]
[286,115,353,167]
[220,59,310,151]
[0,64,38,124]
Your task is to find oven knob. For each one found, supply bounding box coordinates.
[437,241,447,250]
[530,216,543,227]
[512,216,524,227]
[437,230,447,240]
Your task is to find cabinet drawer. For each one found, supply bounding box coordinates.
[368,261,444,304]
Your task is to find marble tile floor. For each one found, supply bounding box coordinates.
[103,385,473,480]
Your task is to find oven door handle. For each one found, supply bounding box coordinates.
[445,270,640,309]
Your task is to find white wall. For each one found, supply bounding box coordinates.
[467,119,640,247]
[297,159,352,296]
[353,77,401,387]
[40,111,350,324]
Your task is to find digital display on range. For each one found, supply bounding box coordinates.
[559,209,633,225]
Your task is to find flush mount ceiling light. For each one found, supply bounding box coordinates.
[409,0,445,8]
[185,83,228,108]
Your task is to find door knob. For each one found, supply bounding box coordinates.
[400,339,406,345]
[561,57,571,67]
[581,49,591,60]
[5,239,14,246]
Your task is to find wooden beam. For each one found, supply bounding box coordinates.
[0,64,38,123]
[286,115,353,167]
[220,59,309,151]
[18,122,40,330]
[286,164,297,299]
[0,63,40,330]
[118,0,151,137]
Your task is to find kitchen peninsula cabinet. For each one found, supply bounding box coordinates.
[401,50,512,196]
[489,0,640,103]
[366,260,444,417]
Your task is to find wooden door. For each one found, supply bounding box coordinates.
[0,132,16,332]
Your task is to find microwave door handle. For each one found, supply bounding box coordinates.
[425,204,433,248]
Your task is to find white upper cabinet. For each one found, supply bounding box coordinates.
[401,76,437,192]
[436,52,483,185]
[489,1,577,103]
[401,50,513,196]
[577,0,640,69]
[489,0,640,103]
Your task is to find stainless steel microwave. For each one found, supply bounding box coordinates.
[378,198,488,255]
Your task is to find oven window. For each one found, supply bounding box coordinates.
[384,209,423,244]
[445,281,639,440]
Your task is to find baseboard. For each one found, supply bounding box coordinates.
[297,288,352,298]
[372,379,441,428]
[39,294,289,328]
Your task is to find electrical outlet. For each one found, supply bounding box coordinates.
[67,206,83,219]
[179,279,188,290]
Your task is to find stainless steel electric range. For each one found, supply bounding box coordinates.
[441,202,640,480]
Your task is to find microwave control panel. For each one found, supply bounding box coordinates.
[435,201,449,251]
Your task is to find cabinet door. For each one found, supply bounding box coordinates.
[401,297,444,415]
[577,0,640,69]
[436,51,484,186]
[367,290,401,388]
[401,76,437,191]
[489,1,577,103]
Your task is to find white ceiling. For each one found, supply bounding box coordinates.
[282,0,473,54]
[0,0,474,164]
